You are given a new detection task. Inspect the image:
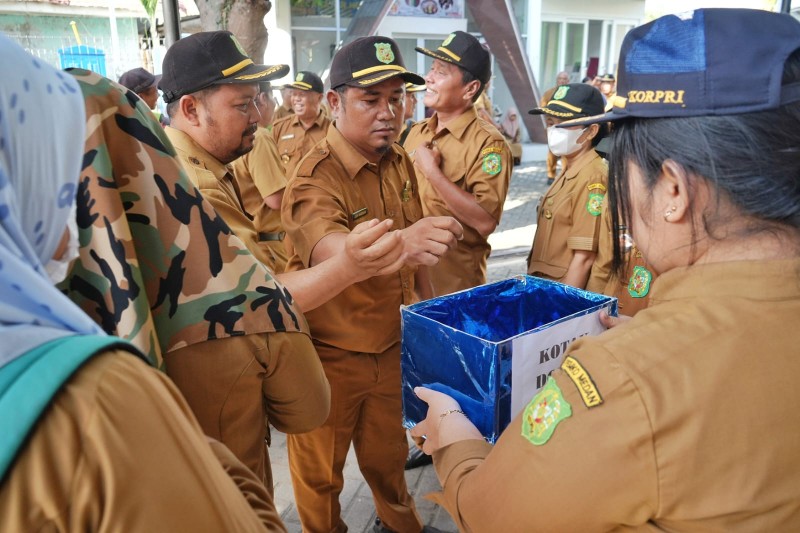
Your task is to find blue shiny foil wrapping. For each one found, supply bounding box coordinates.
[401,275,617,443]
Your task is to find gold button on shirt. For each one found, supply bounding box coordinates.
[282,125,422,354]
[527,149,607,281]
[271,111,331,180]
[403,106,511,296]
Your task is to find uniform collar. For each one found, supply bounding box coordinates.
[425,106,479,141]
[165,126,230,181]
[291,109,327,129]
[327,122,399,180]
[563,149,601,181]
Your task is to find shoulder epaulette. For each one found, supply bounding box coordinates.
[296,146,330,178]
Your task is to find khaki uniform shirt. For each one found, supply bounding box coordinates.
[271,111,331,180]
[0,351,286,532]
[404,107,511,295]
[527,149,607,281]
[232,128,290,272]
[433,259,800,531]
[165,126,275,269]
[282,125,422,354]
[586,205,655,316]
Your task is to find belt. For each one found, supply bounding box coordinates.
[259,231,285,242]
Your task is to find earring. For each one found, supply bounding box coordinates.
[663,205,677,221]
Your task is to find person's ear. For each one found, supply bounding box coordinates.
[657,159,691,223]
[579,123,600,143]
[327,89,341,118]
[463,80,481,103]
[179,95,201,126]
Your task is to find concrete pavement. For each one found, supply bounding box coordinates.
[271,154,553,532]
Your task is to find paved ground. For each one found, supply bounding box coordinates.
[272,158,554,532]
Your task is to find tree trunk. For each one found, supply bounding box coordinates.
[194,0,271,62]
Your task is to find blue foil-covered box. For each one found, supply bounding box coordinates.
[401,275,617,443]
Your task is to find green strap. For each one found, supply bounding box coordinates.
[0,335,142,482]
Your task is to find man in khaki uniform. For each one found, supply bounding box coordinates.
[272,71,331,179]
[282,36,461,533]
[232,81,291,272]
[159,31,408,493]
[541,70,570,182]
[404,31,512,296]
[159,30,329,493]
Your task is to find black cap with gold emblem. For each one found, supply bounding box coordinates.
[285,71,324,93]
[159,31,290,104]
[528,83,605,119]
[415,31,491,85]
[330,36,424,90]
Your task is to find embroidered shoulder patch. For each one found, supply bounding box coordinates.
[587,182,607,192]
[521,378,572,446]
[561,356,603,408]
[586,193,604,216]
[628,265,653,298]
[482,153,502,175]
[481,146,503,157]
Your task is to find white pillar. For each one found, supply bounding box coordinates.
[108,0,120,78]
[526,0,542,81]
[266,0,295,85]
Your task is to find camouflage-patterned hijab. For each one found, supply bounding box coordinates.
[62,69,307,367]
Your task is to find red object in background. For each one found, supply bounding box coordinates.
[586,57,598,80]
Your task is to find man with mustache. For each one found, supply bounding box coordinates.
[159,31,412,494]
[272,71,331,179]
[281,36,461,533]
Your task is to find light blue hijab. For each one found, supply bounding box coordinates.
[0,34,103,367]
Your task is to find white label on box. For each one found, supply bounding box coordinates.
[510,308,609,420]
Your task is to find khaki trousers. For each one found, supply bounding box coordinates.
[288,342,422,533]
[164,332,330,495]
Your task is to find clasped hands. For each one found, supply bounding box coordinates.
[343,216,462,281]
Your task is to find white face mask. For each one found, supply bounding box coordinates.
[45,204,80,284]
[547,125,587,157]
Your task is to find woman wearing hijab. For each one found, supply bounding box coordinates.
[0,35,286,531]
[409,9,800,530]
[498,107,522,166]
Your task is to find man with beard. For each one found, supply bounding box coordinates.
[272,71,331,179]
[281,36,461,533]
[158,30,413,493]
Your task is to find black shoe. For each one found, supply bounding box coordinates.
[404,445,433,470]
[373,518,446,533]
[547,177,555,185]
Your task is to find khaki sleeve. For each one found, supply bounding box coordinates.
[244,134,288,199]
[567,162,607,252]
[0,351,285,532]
[281,172,349,268]
[586,204,614,293]
[258,331,331,433]
[430,344,659,531]
[464,139,512,221]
